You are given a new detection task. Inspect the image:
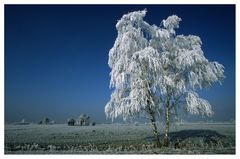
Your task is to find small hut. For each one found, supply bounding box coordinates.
[77,113,90,126]
[67,118,76,126]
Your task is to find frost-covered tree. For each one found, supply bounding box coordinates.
[105,10,224,147]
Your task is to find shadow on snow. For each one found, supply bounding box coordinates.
[146,129,226,145]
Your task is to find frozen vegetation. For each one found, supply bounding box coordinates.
[5,122,235,154]
[105,10,224,147]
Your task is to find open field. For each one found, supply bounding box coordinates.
[5,122,235,154]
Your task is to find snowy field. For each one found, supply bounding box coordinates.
[5,122,235,154]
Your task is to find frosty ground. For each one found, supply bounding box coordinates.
[5,122,235,154]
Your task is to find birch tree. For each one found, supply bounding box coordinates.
[105,10,224,147]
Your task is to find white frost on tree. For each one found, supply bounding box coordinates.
[186,91,213,116]
[105,9,224,147]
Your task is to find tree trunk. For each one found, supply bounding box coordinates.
[149,110,161,148]
[164,102,170,147]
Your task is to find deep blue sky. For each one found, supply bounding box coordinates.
[5,5,235,123]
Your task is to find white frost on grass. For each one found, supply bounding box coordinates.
[5,123,235,154]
